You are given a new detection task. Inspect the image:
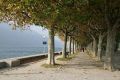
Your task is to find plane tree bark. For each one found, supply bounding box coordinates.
[72,38,75,54]
[47,27,55,65]
[104,0,120,71]
[104,27,117,70]
[97,32,106,61]
[62,29,68,58]
[69,36,72,55]
[89,33,98,57]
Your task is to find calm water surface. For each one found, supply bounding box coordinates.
[0,47,62,60]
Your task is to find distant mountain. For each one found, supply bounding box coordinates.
[0,23,63,48]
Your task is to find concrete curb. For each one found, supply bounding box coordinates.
[0,52,61,69]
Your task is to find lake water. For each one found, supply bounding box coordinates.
[0,47,62,60]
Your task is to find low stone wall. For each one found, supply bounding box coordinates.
[0,62,7,69]
[18,53,48,64]
[6,59,20,67]
[0,52,61,69]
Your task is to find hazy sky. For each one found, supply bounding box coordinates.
[0,23,63,48]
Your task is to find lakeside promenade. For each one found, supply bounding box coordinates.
[0,52,120,80]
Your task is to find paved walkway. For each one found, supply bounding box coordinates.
[64,52,103,69]
[0,52,120,80]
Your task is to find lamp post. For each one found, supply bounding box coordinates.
[42,36,47,53]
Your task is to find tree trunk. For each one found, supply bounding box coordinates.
[74,41,77,53]
[72,39,75,54]
[77,43,80,52]
[92,38,97,57]
[69,36,71,55]
[76,42,78,52]
[62,30,68,58]
[47,27,55,65]
[79,45,81,52]
[104,28,117,70]
[97,33,104,61]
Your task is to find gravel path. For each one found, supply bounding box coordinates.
[0,52,120,80]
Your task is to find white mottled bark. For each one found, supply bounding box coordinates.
[97,33,104,61]
[72,39,75,54]
[62,30,67,58]
[69,36,72,55]
[104,28,116,70]
[92,38,97,57]
[47,28,55,65]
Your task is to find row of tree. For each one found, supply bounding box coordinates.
[0,0,119,71]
